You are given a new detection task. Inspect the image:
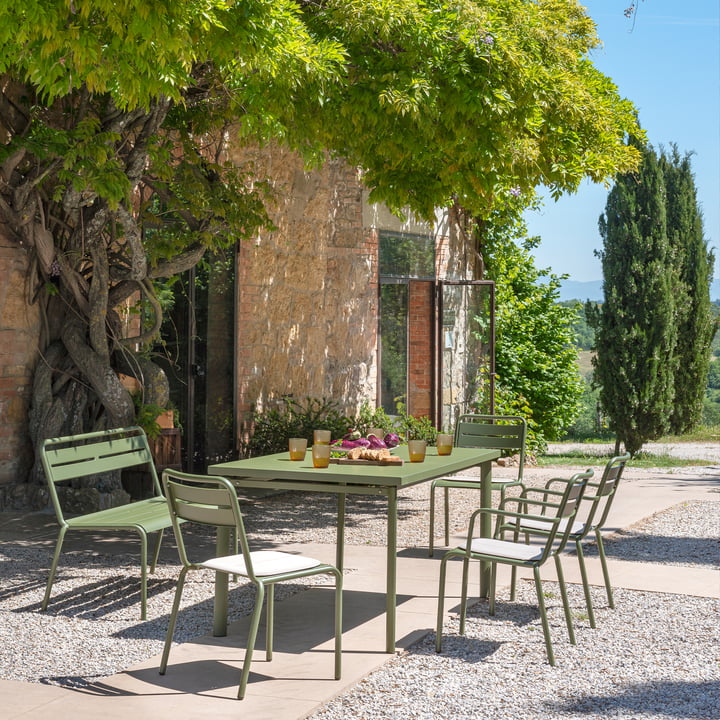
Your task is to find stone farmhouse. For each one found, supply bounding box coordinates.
[0,145,493,504]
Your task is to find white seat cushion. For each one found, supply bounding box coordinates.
[461,537,545,562]
[202,550,323,577]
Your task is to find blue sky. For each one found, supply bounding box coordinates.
[525,0,720,283]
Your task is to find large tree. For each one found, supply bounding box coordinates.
[661,146,718,434]
[589,137,717,455]
[479,210,583,453]
[0,1,640,478]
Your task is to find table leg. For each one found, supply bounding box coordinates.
[336,492,346,573]
[386,486,397,653]
[213,526,230,637]
[479,460,492,597]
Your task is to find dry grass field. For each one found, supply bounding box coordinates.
[577,349,594,377]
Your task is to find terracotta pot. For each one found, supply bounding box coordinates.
[156,410,174,429]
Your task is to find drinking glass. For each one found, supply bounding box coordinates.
[408,439,427,462]
[436,433,453,456]
[288,437,307,461]
[312,443,331,468]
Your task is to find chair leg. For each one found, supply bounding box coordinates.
[138,529,149,620]
[488,561,498,616]
[265,584,274,661]
[238,582,265,700]
[150,529,164,573]
[533,567,555,666]
[159,567,188,674]
[596,530,615,609]
[436,555,449,652]
[459,557,470,635]
[41,526,67,611]
[428,483,437,557]
[509,566,517,602]
[575,539,596,628]
[554,554,576,645]
[444,486,450,548]
[333,569,343,680]
[231,527,239,582]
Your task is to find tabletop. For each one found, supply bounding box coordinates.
[208,446,501,489]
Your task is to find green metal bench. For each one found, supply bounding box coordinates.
[40,426,177,620]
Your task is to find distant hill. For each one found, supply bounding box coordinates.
[559,278,720,303]
[557,280,603,302]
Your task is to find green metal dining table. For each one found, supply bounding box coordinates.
[207,445,500,653]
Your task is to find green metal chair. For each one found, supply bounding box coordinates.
[159,470,343,700]
[436,470,593,666]
[428,414,527,556]
[507,453,631,627]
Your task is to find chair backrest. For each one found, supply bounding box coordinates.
[455,414,527,481]
[531,470,593,563]
[584,453,631,532]
[162,469,258,581]
[41,426,161,524]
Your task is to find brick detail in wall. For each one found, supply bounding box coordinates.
[407,280,433,418]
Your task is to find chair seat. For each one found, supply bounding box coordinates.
[462,537,544,562]
[202,550,323,577]
[518,517,586,537]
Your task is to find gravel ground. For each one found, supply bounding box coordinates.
[309,583,720,720]
[0,461,718,719]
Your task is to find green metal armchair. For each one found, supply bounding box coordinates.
[436,470,593,666]
[159,469,343,699]
[428,414,527,556]
[506,453,631,627]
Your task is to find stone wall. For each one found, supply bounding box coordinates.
[0,234,40,494]
[230,145,379,432]
[0,143,486,501]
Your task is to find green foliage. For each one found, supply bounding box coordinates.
[131,393,166,440]
[708,359,720,390]
[357,399,438,444]
[480,212,584,451]
[702,394,720,426]
[242,396,354,458]
[661,146,719,434]
[490,384,543,456]
[392,402,438,444]
[591,138,718,454]
[2,0,642,447]
[561,379,615,442]
[354,401,397,437]
[242,397,441,457]
[559,301,596,351]
[711,303,720,355]
[290,0,641,219]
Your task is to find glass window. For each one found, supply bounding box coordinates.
[379,283,408,414]
[379,231,435,279]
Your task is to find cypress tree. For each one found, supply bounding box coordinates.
[590,137,677,455]
[662,146,719,434]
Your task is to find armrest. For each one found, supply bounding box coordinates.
[466,505,559,544]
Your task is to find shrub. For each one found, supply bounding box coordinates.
[242,396,353,457]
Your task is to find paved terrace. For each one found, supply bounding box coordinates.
[0,462,718,719]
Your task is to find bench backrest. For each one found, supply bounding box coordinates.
[41,426,161,523]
